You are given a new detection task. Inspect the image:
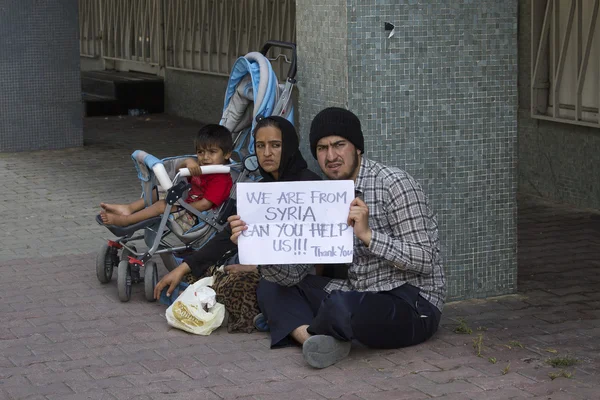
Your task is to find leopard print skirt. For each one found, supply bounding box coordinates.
[183,265,260,333]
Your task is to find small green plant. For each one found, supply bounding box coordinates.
[508,340,523,348]
[488,357,497,364]
[476,326,487,332]
[502,362,511,375]
[548,370,573,380]
[454,318,473,334]
[472,333,484,357]
[546,356,578,368]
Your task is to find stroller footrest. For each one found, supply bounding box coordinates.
[96,214,162,237]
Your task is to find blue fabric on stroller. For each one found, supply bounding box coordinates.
[220,42,297,162]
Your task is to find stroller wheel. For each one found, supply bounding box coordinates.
[96,243,118,284]
[117,260,132,302]
[144,261,158,302]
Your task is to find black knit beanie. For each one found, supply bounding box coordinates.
[309,107,364,159]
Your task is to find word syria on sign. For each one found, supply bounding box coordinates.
[236,180,355,264]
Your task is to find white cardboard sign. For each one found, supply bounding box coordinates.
[236,180,355,265]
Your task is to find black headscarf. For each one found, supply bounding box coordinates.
[254,116,320,182]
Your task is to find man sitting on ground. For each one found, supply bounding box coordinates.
[229,107,446,368]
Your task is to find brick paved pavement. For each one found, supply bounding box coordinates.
[0,115,198,261]
[0,115,599,399]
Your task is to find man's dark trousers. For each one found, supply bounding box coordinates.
[257,275,441,348]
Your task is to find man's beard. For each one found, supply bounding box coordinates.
[325,151,360,180]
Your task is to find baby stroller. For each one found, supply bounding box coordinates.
[96,153,259,302]
[96,40,297,302]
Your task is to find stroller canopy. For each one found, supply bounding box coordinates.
[220,51,293,161]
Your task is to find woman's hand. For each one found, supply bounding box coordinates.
[223,264,257,274]
[153,262,191,300]
[227,215,248,245]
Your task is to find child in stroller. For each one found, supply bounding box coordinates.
[100,124,233,228]
[95,125,260,303]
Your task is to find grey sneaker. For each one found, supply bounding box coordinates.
[302,335,351,369]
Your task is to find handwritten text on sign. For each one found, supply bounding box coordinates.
[236,180,354,265]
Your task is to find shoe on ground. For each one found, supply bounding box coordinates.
[253,313,270,332]
[302,335,351,369]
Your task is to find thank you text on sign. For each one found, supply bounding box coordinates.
[236,180,354,265]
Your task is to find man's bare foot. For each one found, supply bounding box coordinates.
[100,210,130,227]
[291,325,311,345]
[100,202,132,216]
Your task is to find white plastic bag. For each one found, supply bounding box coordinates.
[165,276,225,335]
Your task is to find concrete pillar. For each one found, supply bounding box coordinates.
[0,0,83,152]
[296,1,519,301]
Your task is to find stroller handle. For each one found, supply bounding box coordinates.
[133,150,231,190]
[260,40,297,80]
[132,150,174,191]
[178,165,231,177]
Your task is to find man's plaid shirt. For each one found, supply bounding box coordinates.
[258,156,447,311]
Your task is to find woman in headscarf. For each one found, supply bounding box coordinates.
[154,116,320,332]
[252,116,320,182]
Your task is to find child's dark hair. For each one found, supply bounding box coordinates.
[194,124,233,154]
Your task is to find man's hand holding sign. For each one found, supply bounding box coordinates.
[229,180,355,265]
[347,196,372,247]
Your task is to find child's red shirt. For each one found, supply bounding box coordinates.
[187,173,233,208]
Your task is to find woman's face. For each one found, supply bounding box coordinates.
[255,125,283,179]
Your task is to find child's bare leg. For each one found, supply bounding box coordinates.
[101,198,146,216]
[101,200,169,226]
